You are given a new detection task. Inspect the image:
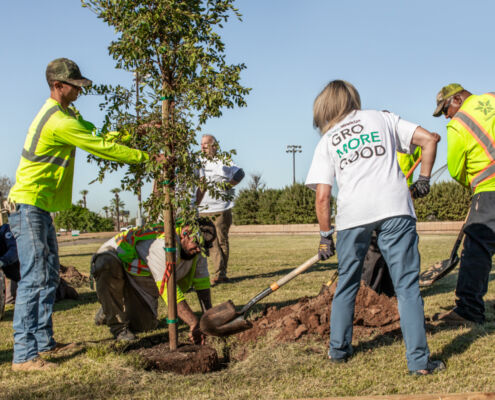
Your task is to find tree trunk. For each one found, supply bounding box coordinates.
[162,92,178,350]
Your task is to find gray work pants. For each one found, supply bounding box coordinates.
[199,209,232,279]
[91,253,159,335]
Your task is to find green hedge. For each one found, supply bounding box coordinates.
[233,181,472,225]
[413,181,471,221]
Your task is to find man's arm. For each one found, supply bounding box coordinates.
[410,127,438,178]
[229,168,245,186]
[177,300,204,345]
[54,118,149,164]
[315,184,335,260]
[315,184,332,231]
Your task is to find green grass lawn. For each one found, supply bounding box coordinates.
[0,234,494,399]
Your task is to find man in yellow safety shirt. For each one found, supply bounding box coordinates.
[8,58,153,371]
[91,219,215,344]
[432,83,495,325]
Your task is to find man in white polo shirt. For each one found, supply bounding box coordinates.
[199,134,245,285]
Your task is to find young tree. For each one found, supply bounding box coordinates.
[82,0,249,349]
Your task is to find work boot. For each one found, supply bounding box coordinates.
[12,357,58,372]
[94,307,106,326]
[409,360,446,376]
[432,310,474,325]
[115,328,136,342]
[39,342,79,357]
[210,276,230,286]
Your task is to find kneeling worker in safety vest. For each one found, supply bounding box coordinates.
[91,219,215,344]
[432,84,495,325]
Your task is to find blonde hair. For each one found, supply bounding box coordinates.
[313,80,361,134]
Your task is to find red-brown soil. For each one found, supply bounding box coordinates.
[135,343,220,374]
[237,281,401,342]
[59,264,88,287]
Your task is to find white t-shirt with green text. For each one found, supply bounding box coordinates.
[305,110,418,231]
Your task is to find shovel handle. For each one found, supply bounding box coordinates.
[239,254,320,315]
[405,154,422,180]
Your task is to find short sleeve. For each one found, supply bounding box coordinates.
[381,111,418,154]
[305,135,335,191]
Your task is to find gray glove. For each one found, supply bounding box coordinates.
[318,235,335,260]
[410,175,430,199]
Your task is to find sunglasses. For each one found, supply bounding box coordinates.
[62,81,81,90]
[442,97,454,116]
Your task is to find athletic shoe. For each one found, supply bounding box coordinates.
[409,360,446,376]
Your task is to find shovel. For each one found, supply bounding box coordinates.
[200,254,321,337]
[419,210,470,287]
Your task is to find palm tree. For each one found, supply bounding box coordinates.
[110,188,121,231]
[102,206,109,219]
[80,189,89,208]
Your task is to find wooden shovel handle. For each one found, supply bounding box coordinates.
[405,154,422,180]
[272,254,320,289]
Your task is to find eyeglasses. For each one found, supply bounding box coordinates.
[442,97,454,116]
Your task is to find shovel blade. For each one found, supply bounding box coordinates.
[200,300,239,336]
[212,316,253,337]
[419,255,460,287]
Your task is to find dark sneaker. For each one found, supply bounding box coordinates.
[94,307,106,326]
[39,342,79,356]
[12,357,58,372]
[409,360,446,376]
[211,276,230,286]
[432,310,474,325]
[328,355,348,364]
[115,328,136,342]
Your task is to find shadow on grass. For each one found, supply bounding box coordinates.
[225,261,337,285]
[53,291,99,313]
[0,348,13,365]
[420,269,495,299]
[353,299,495,362]
[59,252,95,258]
[1,306,15,322]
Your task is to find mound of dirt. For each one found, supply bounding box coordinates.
[59,264,89,287]
[237,281,400,342]
[135,343,220,374]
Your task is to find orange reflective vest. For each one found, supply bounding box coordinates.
[447,93,495,194]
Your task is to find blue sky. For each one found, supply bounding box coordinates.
[1,0,493,216]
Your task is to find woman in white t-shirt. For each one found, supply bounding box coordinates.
[305,80,444,375]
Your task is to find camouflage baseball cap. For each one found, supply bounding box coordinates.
[46,58,92,87]
[433,83,464,117]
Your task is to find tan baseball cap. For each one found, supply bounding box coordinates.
[46,58,92,87]
[433,83,464,117]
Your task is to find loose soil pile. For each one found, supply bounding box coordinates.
[59,264,89,287]
[237,281,401,342]
[134,343,220,374]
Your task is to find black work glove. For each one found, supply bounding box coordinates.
[410,175,430,199]
[318,235,335,260]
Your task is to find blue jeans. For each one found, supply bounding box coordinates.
[9,204,59,363]
[329,216,430,371]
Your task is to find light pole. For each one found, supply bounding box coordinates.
[286,145,302,185]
